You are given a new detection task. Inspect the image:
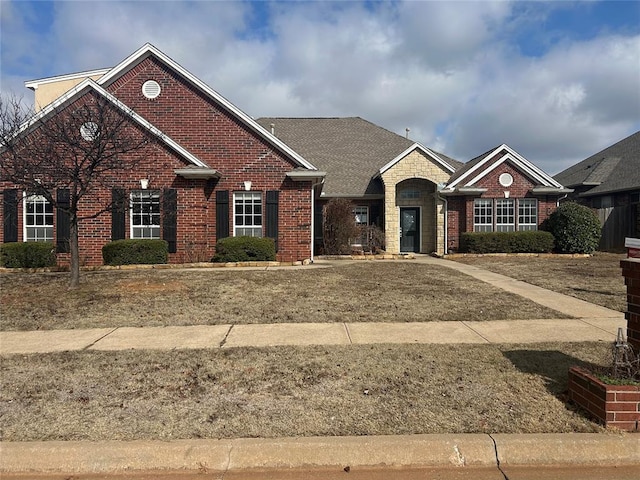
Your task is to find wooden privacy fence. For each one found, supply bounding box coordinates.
[597,204,637,251]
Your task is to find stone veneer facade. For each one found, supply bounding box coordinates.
[380,150,451,255]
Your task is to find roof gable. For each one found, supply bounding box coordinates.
[446,144,563,190]
[97,43,316,171]
[554,131,640,195]
[378,143,457,175]
[17,78,208,169]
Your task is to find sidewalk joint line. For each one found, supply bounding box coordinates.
[344,323,353,345]
[461,321,492,344]
[219,325,234,348]
[82,327,119,351]
[488,434,509,480]
[578,317,624,335]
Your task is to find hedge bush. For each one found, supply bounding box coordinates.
[212,236,276,262]
[460,231,555,254]
[0,242,56,268]
[102,239,168,266]
[541,202,601,254]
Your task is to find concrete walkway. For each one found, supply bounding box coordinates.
[0,316,627,355]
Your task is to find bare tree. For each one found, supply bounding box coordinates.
[1,90,152,287]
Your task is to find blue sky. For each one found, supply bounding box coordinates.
[1,0,639,174]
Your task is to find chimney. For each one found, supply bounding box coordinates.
[405,128,410,139]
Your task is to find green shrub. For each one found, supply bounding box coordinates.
[102,239,168,266]
[0,242,56,268]
[541,202,601,254]
[460,231,555,254]
[212,236,276,262]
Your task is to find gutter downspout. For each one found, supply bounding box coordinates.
[557,193,569,207]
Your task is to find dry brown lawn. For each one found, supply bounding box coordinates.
[0,342,609,441]
[0,262,569,331]
[449,253,626,312]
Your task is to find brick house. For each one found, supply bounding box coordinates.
[256,118,571,255]
[554,131,640,250]
[1,44,325,265]
[1,44,571,265]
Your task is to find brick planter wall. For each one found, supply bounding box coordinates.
[568,367,640,432]
[621,258,640,352]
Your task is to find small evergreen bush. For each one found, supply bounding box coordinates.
[541,202,601,254]
[0,242,56,268]
[212,236,276,262]
[460,231,555,253]
[102,239,168,266]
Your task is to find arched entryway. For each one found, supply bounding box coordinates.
[395,179,437,253]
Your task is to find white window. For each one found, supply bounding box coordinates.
[518,199,538,231]
[496,199,515,232]
[24,194,54,242]
[130,190,160,239]
[353,206,369,226]
[473,199,493,232]
[234,192,262,237]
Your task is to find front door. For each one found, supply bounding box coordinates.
[400,208,419,253]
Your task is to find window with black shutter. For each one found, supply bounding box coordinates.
[265,190,279,251]
[111,188,127,240]
[162,188,177,253]
[216,190,229,239]
[3,189,18,243]
[56,189,70,253]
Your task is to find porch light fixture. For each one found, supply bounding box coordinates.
[244,181,252,191]
[140,179,149,190]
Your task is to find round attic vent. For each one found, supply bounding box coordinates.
[142,80,161,99]
[499,173,513,187]
[80,122,99,141]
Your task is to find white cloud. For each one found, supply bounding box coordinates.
[1,0,638,175]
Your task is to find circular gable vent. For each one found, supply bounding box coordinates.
[142,80,161,99]
[80,122,99,141]
[499,173,513,187]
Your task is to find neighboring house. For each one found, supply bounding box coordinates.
[554,131,640,250]
[1,44,572,265]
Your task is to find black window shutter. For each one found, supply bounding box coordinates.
[370,204,381,227]
[162,188,177,254]
[216,190,229,239]
[3,189,18,243]
[111,188,127,241]
[265,190,279,251]
[56,189,71,253]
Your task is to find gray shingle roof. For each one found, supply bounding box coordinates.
[256,117,461,196]
[554,131,640,196]
[446,146,497,185]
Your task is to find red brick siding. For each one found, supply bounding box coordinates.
[445,155,562,252]
[1,58,313,264]
[621,258,640,351]
[568,367,640,432]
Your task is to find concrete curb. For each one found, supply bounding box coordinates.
[1,434,638,474]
